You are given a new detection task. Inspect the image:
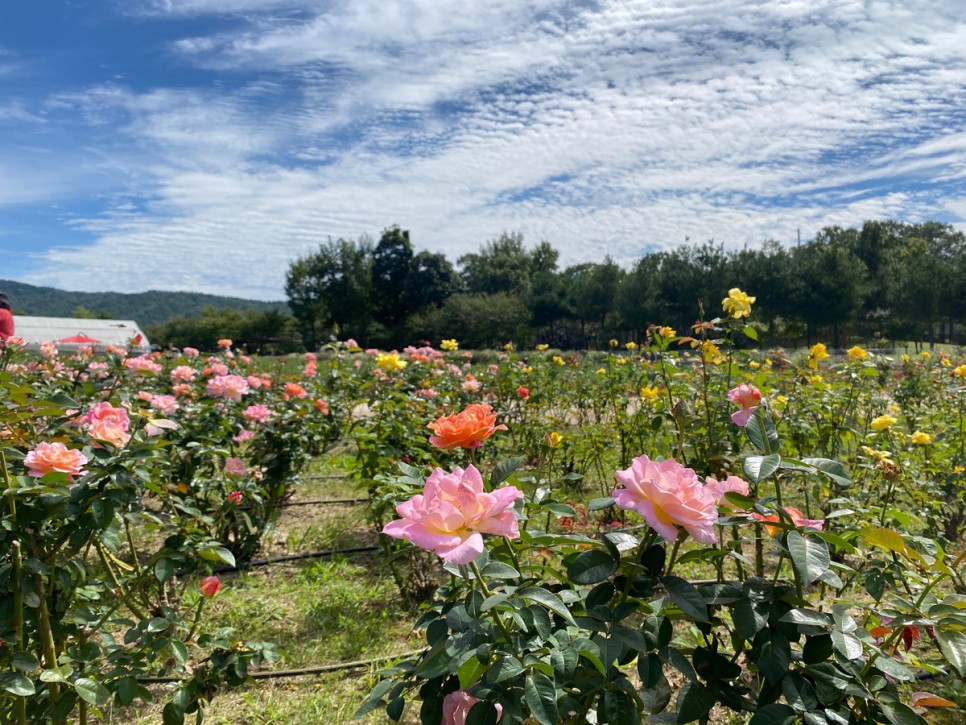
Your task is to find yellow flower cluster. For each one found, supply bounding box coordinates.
[376,352,407,371]
[552,355,565,366]
[535,344,549,351]
[911,431,932,445]
[625,341,637,350]
[721,288,756,319]
[440,339,458,351]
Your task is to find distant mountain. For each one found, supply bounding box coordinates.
[0,279,288,328]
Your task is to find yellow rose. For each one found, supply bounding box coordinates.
[552,356,565,366]
[808,343,829,370]
[640,385,660,402]
[625,341,637,350]
[721,288,756,319]
[658,326,676,338]
[440,339,458,351]
[376,352,407,371]
[847,345,868,361]
[535,344,549,351]
[870,414,897,431]
[910,431,932,445]
[546,431,563,447]
[955,364,966,379]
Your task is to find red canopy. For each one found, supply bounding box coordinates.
[55,333,101,344]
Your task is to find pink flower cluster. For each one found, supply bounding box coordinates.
[171,365,197,382]
[125,355,162,375]
[206,374,250,402]
[383,465,523,564]
[243,404,272,424]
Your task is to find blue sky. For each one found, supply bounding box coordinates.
[1,0,964,300]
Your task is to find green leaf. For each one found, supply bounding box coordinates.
[488,655,524,684]
[386,696,404,721]
[491,457,525,487]
[749,703,797,725]
[480,561,520,579]
[801,458,851,487]
[756,630,791,684]
[743,325,759,341]
[588,497,615,511]
[662,576,709,622]
[91,498,115,529]
[198,547,236,567]
[466,701,502,725]
[40,666,73,683]
[676,682,716,723]
[11,652,41,671]
[74,677,111,706]
[879,701,924,725]
[116,676,140,707]
[743,453,782,484]
[787,531,830,587]
[860,528,906,555]
[524,671,558,725]
[458,656,487,689]
[780,608,833,628]
[872,652,915,681]
[831,628,863,660]
[0,672,35,696]
[936,629,966,677]
[154,558,175,583]
[514,586,576,625]
[567,549,618,585]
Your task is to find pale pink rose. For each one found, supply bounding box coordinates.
[442,690,502,724]
[705,475,750,511]
[182,347,200,358]
[125,355,162,375]
[233,428,255,442]
[303,363,317,376]
[239,355,252,365]
[171,365,197,382]
[345,338,358,348]
[137,390,154,402]
[24,442,88,481]
[246,375,262,389]
[488,365,499,374]
[612,455,718,544]
[150,394,179,416]
[172,383,193,398]
[39,341,58,358]
[365,348,380,356]
[88,362,108,371]
[417,388,439,399]
[383,465,523,564]
[224,457,248,477]
[105,344,127,356]
[243,404,272,423]
[462,379,481,393]
[209,362,229,377]
[84,402,131,447]
[354,359,363,368]
[728,383,762,427]
[206,374,250,402]
[304,352,316,361]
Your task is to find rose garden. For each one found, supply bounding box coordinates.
[3,290,966,724]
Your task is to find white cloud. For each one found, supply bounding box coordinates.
[17,0,966,297]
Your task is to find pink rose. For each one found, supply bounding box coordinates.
[84,402,131,448]
[149,394,179,416]
[612,455,718,544]
[182,347,200,358]
[442,690,502,724]
[243,404,272,424]
[228,491,243,505]
[233,428,254,442]
[171,365,196,382]
[206,374,250,402]
[728,383,762,427]
[383,465,523,564]
[199,576,222,597]
[24,442,88,481]
[224,457,247,477]
[124,355,162,375]
[704,475,750,508]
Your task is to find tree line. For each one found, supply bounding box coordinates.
[283,220,966,351]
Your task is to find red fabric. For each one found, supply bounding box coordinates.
[0,309,14,340]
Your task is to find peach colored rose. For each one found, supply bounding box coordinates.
[24,442,88,481]
[753,506,824,537]
[428,404,507,450]
[84,402,131,447]
[612,455,718,544]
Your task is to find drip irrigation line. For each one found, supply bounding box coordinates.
[137,648,429,684]
[211,545,379,574]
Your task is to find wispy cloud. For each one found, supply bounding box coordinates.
[10,0,966,297]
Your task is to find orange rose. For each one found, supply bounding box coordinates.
[427,404,507,450]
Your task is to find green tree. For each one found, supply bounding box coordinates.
[371,226,414,327]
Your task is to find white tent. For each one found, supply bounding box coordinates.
[13,316,151,353]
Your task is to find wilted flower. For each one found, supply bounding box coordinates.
[721,288,756,319]
[428,404,507,450]
[24,442,88,481]
[727,383,762,427]
[612,455,718,544]
[382,465,523,564]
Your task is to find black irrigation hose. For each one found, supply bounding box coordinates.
[137,648,429,684]
[210,545,379,574]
